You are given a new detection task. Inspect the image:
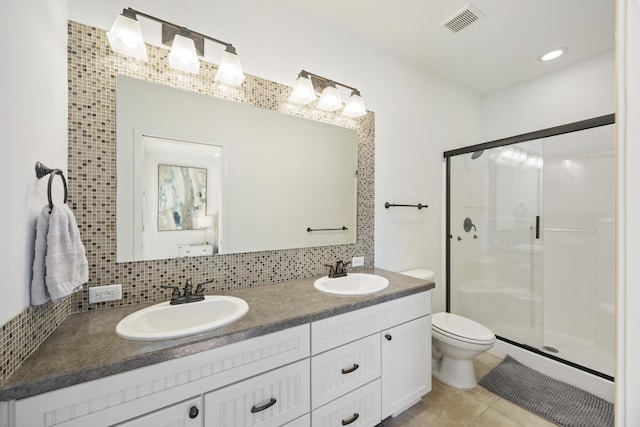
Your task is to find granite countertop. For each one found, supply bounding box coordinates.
[0,268,434,401]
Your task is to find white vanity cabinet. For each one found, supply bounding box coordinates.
[6,290,431,427]
[310,291,431,425]
[10,325,310,427]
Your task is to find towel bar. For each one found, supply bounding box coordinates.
[384,202,428,210]
[35,162,68,211]
[307,226,348,232]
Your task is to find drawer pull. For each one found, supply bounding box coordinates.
[342,413,360,425]
[251,398,277,413]
[341,363,360,374]
[385,334,392,341]
[188,405,199,419]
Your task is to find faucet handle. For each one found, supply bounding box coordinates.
[194,279,215,296]
[324,264,336,277]
[160,285,181,299]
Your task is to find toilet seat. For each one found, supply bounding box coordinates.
[432,312,495,345]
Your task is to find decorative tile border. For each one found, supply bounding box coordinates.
[67,20,374,312]
[0,21,374,386]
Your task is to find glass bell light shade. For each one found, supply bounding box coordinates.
[106,12,148,60]
[288,71,317,105]
[169,33,200,74]
[317,82,343,112]
[342,90,367,118]
[214,46,245,86]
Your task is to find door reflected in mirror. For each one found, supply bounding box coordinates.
[134,136,223,261]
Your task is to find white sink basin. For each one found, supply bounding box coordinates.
[314,273,389,296]
[116,295,249,341]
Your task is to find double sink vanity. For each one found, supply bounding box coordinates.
[0,268,434,427]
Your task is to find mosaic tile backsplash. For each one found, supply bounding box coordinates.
[0,21,374,386]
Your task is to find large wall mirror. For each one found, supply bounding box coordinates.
[116,76,358,262]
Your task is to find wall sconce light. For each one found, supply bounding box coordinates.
[107,8,245,85]
[289,70,367,118]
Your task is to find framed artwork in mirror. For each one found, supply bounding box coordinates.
[157,164,207,231]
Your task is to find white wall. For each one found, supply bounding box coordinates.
[0,1,68,325]
[616,0,640,424]
[68,0,482,314]
[480,51,614,141]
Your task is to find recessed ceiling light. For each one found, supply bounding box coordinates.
[538,47,568,62]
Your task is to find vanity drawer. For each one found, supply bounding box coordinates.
[204,359,310,427]
[311,379,381,427]
[311,292,430,354]
[311,334,380,409]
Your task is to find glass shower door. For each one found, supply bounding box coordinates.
[448,139,544,349]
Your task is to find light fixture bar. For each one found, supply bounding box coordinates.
[301,70,358,93]
[162,24,204,57]
[125,8,234,52]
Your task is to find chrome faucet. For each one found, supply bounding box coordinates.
[161,279,213,305]
[325,260,350,278]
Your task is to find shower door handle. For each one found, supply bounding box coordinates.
[535,216,540,239]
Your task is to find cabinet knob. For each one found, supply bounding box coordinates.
[188,405,199,419]
[385,334,392,341]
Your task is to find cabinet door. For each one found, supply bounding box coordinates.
[204,359,310,427]
[381,316,431,418]
[115,397,202,427]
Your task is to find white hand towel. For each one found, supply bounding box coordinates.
[30,206,51,305]
[44,205,88,302]
[30,204,88,305]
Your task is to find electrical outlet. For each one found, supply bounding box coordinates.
[89,284,123,303]
[352,256,365,267]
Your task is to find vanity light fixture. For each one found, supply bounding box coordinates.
[107,8,245,85]
[106,9,148,60]
[168,30,200,74]
[316,81,343,112]
[342,90,367,118]
[215,45,245,86]
[289,70,367,117]
[289,71,317,105]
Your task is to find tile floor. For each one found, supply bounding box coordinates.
[381,352,557,426]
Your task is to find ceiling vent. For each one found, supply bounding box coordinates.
[440,4,485,33]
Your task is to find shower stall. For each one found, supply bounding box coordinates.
[445,115,615,382]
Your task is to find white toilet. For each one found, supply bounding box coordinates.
[401,269,496,389]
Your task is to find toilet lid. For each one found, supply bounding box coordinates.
[432,312,495,343]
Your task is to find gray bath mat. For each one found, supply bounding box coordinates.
[479,356,613,427]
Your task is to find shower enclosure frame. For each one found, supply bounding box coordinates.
[444,113,615,381]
